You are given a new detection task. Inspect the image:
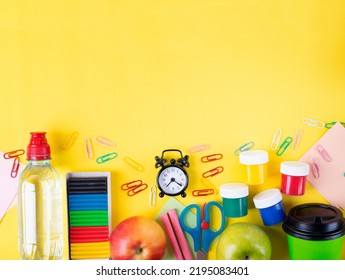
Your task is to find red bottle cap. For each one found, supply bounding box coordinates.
[27,132,51,160]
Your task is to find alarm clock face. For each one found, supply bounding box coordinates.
[157,166,188,195]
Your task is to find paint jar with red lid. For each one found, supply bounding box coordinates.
[280,161,310,196]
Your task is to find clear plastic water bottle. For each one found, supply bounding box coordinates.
[17,132,63,260]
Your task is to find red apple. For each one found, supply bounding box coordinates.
[109,216,166,260]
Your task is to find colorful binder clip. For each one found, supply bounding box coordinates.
[234,141,255,156]
[202,166,224,178]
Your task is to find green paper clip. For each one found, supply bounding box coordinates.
[276,136,292,156]
[96,152,118,164]
[325,122,345,129]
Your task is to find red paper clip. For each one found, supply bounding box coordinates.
[316,145,332,162]
[202,166,224,178]
[201,153,223,163]
[11,157,20,178]
[3,149,25,159]
[121,180,148,196]
[192,189,215,197]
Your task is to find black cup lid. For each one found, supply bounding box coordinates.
[282,203,345,241]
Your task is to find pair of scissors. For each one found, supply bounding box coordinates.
[179,201,226,260]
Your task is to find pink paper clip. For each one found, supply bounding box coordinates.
[188,144,211,154]
[11,157,20,178]
[310,157,320,179]
[316,145,332,162]
[3,149,25,159]
[202,166,224,178]
[201,153,223,163]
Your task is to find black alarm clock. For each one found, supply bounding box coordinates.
[155,149,189,198]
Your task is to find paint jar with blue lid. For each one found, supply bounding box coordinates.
[253,188,285,226]
[220,183,249,218]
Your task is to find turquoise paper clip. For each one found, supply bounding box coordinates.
[234,141,255,156]
[96,152,118,164]
[276,137,292,156]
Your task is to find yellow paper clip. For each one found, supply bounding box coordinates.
[149,185,157,207]
[94,136,116,148]
[11,157,20,178]
[325,122,345,129]
[302,118,325,128]
[96,152,118,164]
[192,189,215,197]
[292,128,303,150]
[124,156,144,172]
[311,157,320,179]
[270,128,282,150]
[201,178,215,189]
[201,153,223,163]
[188,144,211,154]
[276,136,292,156]
[316,145,332,162]
[202,166,224,178]
[3,149,25,159]
[234,141,255,156]
[63,131,79,150]
[85,138,94,160]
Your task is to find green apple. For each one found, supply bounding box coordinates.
[216,222,271,260]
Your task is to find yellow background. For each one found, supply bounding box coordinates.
[1,0,345,260]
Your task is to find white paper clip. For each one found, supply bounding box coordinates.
[302,118,325,128]
[316,145,332,162]
[149,185,157,207]
[270,128,282,150]
[94,136,116,148]
[292,128,303,150]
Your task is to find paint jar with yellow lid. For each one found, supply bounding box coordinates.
[239,150,269,185]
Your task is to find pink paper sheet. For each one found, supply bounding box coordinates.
[0,151,26,221]
[300,122,345,210]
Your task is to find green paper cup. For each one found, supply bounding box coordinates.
[282,203,345,260]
